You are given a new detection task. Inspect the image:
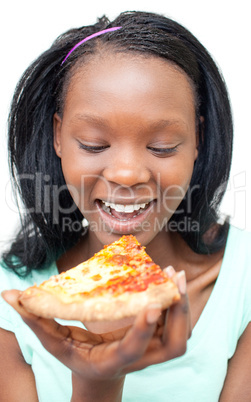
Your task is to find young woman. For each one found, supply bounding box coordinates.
[1,11,250,402]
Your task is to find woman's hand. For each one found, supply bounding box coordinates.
[2,268,191,400]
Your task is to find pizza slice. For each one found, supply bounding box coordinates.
[19,235,180,322]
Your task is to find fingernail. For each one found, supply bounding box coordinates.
[146,304,162,324]
[164,266,175,278]
[1,290,21,305]
[177,270,186,295]
[1,290,11,302]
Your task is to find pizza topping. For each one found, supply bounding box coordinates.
[108,254,129,265]
[82,267,90,274]
[19,235,180,322]
[91,274,102,281]
[32,236,171,300]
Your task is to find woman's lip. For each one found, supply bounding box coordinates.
[95,199,156,234]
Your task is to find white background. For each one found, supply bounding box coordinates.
[0,0,250,253]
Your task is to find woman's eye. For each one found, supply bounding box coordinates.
[147,145,178,157]
[78,142,109,153]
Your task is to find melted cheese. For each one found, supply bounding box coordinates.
[42,256,135,295]
[39,235,168,301]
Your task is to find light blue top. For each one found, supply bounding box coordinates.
[0,225,250,402]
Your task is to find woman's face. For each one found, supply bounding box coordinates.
[54,53,198,250]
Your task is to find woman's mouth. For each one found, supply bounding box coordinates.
[95,199,156,234]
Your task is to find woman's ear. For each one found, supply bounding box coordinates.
[53,113,62,157]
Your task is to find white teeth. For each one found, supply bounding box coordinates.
[124,205,134,213]
[114,204,125,212]
[102,201,148,213]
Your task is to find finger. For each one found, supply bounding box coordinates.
[95,304,161,374]
[124,271,191,371]
[119,303,162,360]
[164,267,191,338]
[162,270,191,357]
[163,265,176,278]
[2,289,40,322]
[152,265,175,338]
[100,325,132,342]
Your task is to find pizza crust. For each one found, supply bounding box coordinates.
[19,281,180,322]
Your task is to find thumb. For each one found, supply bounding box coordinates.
[2,289,35,320]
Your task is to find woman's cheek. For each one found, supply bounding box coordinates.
[160,169,193,215]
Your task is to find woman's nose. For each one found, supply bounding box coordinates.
[102,151,151,187]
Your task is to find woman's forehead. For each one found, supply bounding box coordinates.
[64,53,196,113]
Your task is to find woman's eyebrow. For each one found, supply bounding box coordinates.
[71,113,188,132]
[146,119,188,131]
[71,113,110,128]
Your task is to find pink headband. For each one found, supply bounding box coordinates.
[61,26,122,65]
